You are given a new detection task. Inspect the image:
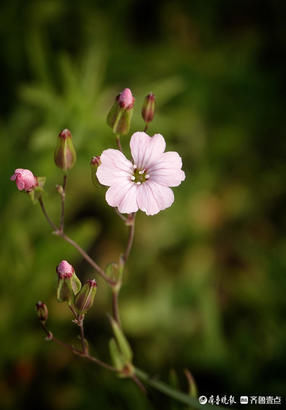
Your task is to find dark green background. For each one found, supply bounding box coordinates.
[1,1,286,409]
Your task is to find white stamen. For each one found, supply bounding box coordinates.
[133,164,137,169]
[136,182,141,185]
[139,169,145,174]
[145,174,150,179]
[131,176,135,181]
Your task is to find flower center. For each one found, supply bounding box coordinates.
[131,166,150,184]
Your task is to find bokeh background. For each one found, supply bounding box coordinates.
[1,0,286,409]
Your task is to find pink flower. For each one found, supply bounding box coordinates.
[56,260,74,279]
[10,168,37,192]
[117,88,134,109]
[96,132,185,215]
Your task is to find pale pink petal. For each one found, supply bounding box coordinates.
[96,149,133,186]
[117,184,138,214]
[106,180,138,213]
[136,181,174,215]
[16,178,25,191]
[130,132,166,169]
[148,152,186,187]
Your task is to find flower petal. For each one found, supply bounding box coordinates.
[149,151,186,187]
[130,132,166,170]
[106,181,138,214]
[96,149,133,186]
[118,184,138,214]
[137,181,174,215]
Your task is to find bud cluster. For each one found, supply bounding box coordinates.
[56,260,97,316]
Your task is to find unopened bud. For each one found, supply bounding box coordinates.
[56,260,81,303]
[90,156,101,187]
[10,169,37,192]
[74,279,97,315]
[54,129,77,172]
[107,88,134,135]
[36,301,48,322]
[142,93,155,123]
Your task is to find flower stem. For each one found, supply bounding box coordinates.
[112,288,121,325]
[123,213,136,263]
[39,321,116,371]
[144,123,149,132]
[38,196,116,286]
[134,368,227,410]
[59,174,67,232]
[78,316,88,354]
[116,134,123,152]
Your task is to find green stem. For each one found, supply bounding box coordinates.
[135,368,227,410]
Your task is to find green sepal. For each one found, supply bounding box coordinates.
[29,177,46,204]
[109,338,125,371]
[74,280,97,315]
[105,263,119,281]
[109,316,133,363]
[56,277,74,303]
[106,102,133,135]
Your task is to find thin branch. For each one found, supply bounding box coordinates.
[78,318,88,354]
[114,207,127,223]
[116,135,123,152]
[58,231,116,286]
[39,321,116,371]
[123,213,136,263]
[112,289,121,325]
[38,196,58,231]
[59,174,67,232]
[131,374,147,394]
[38,196,116,286]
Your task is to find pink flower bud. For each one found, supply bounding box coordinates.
[90,156,101,167]
[56,260,82,303]
[107,89,135,135]
[36,301,48,322]
[10,169,37,192]
[142,93,156,123]
[117,88,135,109]
[56,260,74,279]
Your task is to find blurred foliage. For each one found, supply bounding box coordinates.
[1,0,286,409]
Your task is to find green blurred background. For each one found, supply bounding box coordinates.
[1,0,286,409]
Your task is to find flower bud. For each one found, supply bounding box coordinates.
[54,129,76,172]
[142,93,155,123]
[74,279,97,315]
[10,169,37,192]
[36,301,48,322]
[106,88,134,135]
[56,260,81,303]
[90,156,101,187]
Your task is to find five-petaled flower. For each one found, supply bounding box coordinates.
[96,132,185,215]
[10,168,37,192]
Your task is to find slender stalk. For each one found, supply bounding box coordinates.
[58,231,115,286]
[38,196,116,286]
[116,134,123,152]
[144,123,149,132]
[114,207,127,223]
[39,322,116,371]
[38,197,58,232]
[135,368,227,410]
[79,319,88,354]
[59,174,67,232]
[112,289,121,325]
[131,374,147,394]
[123,213,136,263]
